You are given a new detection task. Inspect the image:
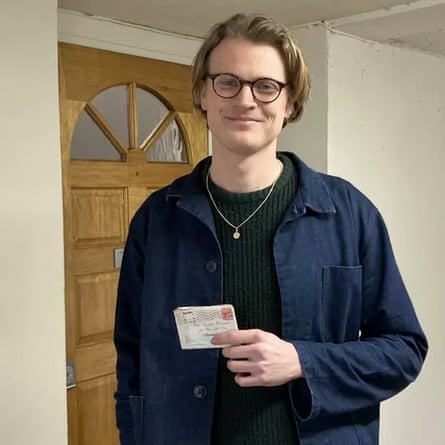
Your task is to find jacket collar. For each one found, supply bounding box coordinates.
[166,151,336,215]
[165,156,210,200]
[285,152,336,215]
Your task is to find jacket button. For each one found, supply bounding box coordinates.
[193,385,208,399]
[205,261,217,273]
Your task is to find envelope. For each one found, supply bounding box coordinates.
[173,304,238,349]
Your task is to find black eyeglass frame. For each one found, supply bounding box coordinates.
[206,73,288,103]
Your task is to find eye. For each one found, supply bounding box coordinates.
[215,75,239,89]
[255,80,280,92]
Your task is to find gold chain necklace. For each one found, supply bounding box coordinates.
[205,168,280,240]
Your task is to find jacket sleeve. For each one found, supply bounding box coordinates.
[114,211,147,445]
[289,209,428,421]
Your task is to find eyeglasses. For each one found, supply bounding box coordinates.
[206,73,288,103]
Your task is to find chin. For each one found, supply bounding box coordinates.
[212,129,276,157]
[225,142,266,157]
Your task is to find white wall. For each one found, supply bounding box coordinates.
[328,32,444,445]
[0,2,67,445]
[278,24,329,172]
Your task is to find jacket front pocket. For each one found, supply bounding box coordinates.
[321,265,362,343]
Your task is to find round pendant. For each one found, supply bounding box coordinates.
[233,231,240,240]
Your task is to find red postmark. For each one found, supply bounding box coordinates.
[221,306,233,321]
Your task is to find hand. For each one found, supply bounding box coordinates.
[211,329,303,387]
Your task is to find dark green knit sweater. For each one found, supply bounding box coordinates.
[207,155,299,445]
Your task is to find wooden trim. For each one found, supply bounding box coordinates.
[69,160,192,188]
[59,42,194,112]
[75,341,116,382]
[128,82,138,149]
[59,44,77,363]
[85,103,127,159]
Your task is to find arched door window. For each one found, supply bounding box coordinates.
[70,83,188,162]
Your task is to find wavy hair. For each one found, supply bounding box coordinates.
[192,13,311,125]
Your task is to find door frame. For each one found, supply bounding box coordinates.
[58,8,202,66]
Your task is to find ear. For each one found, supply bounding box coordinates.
[285,99,293,121]
[200,82,208,111]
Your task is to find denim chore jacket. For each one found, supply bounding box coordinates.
[114,152,427,445]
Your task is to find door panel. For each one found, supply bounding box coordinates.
[59,43,207,445]
[77,375,118,444]
[71,188,127,246]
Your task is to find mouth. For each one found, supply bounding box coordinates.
[226,116,260,123]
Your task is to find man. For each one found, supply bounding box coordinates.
[114,13,427,445]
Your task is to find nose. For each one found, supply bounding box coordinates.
[233,84,256,106]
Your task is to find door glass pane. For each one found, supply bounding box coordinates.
[137,87,169,148]
[147,119,188,163]
[91,85,129,148]
[71,111,121,161]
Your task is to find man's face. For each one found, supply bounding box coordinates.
[200,38,293,158]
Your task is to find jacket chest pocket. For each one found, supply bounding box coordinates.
[321,265,362,343]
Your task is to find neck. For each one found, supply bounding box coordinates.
[209,149,282,193]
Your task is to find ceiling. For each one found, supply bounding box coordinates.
[58,0,445,57]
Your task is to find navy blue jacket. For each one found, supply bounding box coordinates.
[114,153,427,445]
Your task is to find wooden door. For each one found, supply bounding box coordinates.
[59,43,207,445]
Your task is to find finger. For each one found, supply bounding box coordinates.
[211,329,240,345]
[226,359,252,374]
[212,329,265,346]
[221,344,254,359]
[234,373,267,387]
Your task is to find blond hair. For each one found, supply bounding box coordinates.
[192,13,310,124]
